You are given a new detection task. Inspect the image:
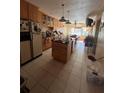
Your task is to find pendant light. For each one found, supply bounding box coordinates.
[74,20,76,32]
[66,10,71,24]
[74,20,77,27]
[59,4,66,22]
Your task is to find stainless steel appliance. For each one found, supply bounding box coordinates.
[30,21,42,58]
[20,19,32,64]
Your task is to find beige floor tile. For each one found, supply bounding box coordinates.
[29,68,48,82]
[21,63,34,72]
[20,69,37,90]
[30,84,47,93]
[48,78,67,93]
[21,63,41,77]
[80,78,88,93]
[66,74,80,91]
[71,71,82,79]
[74,62,82,67]
[38,72,56,89]
[57,69,71,82]
[41,62,63,77]
[86,83,104,93]
[62,63,73,72]
[26,76,37,90]
[21,41,103,93]
[20,68,30,78]
[64,85,80,93]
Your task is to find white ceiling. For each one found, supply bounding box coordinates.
[26,0,104,23]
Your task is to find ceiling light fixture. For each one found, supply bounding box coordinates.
[66,10,71,24]
[74,20,77,27]
[59,3,67,22]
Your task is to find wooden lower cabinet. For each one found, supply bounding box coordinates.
[52,41,71,63]
[42,38,52,51]
[20,41,32,64]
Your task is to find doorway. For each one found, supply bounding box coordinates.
[70,27,88,41]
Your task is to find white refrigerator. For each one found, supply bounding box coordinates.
[30,21,42,58]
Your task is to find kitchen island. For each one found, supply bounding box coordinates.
[52,38,76,63]
[52,40,71,63]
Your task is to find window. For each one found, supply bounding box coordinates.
[70,28,88,37]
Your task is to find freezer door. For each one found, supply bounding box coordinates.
[20,41,32,64]
[32,33,42,57]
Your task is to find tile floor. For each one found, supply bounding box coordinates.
[21,41,104,93]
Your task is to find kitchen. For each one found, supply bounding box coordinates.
[20,0,104,93]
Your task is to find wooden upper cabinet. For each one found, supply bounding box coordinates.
[40,12,44,24]
[20,0,60,28]
[53,20,63,29]
[20,0,28,19]
[58,22,60,28]
[28,3,33,21]
[28,3,38,22]
[37,11,42,23]
[34,7,38,22]
[53,19,58,29]
[50,18,54,27]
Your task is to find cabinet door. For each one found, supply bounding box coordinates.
[58,22,60,28]
[53,19,57,29]
[40,12,44,24]
[20,41,32,64]
[33,6,38,22]
[37,11,41,23]
[28,3,33,21]
[29,3,38,22]
[20,0,28,19]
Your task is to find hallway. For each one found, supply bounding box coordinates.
[21,41,104,93]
